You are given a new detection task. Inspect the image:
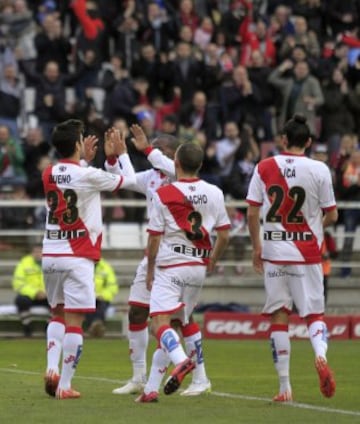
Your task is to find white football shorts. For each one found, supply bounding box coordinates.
[42,256,96,312]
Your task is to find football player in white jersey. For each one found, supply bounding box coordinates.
[135,142,230,402]
[111,125,212,397]
[246,114,338,402]
[42,119,136,399]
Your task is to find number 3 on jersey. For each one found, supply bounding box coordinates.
[185,211,204,240]
[47,189,79,225]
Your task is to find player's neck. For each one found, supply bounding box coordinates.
[284,147,305,155]
[176,170,198,180]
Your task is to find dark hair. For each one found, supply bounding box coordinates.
[176,142,204,173]
[282,114,311,148]
[51,119,84,158]
[151,133,180,152]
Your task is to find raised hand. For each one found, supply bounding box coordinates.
[83,135,98,162]
[105,127,127,157]
[130,124,150,152]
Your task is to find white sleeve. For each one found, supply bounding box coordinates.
[319,164,337,209]
[147,192,165,233]
[246,165,263,205]
[116,153,136,188]
[147,148,175,177]
[104,159,121,175]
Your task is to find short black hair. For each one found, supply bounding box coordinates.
[176,142,204,173]
[282,114,311,148]
[51,119,84,158]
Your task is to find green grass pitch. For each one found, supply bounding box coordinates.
[0,338,359,424]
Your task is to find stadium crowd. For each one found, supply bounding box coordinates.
[0,0,359,272]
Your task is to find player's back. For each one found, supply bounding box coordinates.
[150,178,230,267]
[248,153,336,264]
[42,161,121,259]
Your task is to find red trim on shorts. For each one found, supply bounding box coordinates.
[129,322,148,332]
[265,259,321,265]
[150,303,185,318]
[306,314,324,326]
[64,308,96,313]
[270,324,288,332]
[65,326,83,335]
[128,301,149,309]
[50,316,66,325]
[156,325,172,342]
[181,322,200,337]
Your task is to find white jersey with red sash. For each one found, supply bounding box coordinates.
[148,178,231,268]
[42,159,129,261]
[246,153,337,264]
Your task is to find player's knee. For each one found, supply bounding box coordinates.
[128,305,149,324]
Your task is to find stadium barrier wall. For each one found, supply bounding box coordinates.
[203,312,360,340]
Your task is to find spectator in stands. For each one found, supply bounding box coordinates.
[240,17,277,67]
[0,0,37,61]
[12,243,50,337]
[326,0,359,36]
[112,5,140,71]
[179,90,218,141]
[219,0,252,49]
[291,0,326,40]
[0,61,23,140]
[267,132,287,157]
[102,75,149,126]
[23,126,51,178]
[0,183,34,229]
[70,0,109,67]
[152,87,181,133]
[19,59,88,141]
[247,49,276,141]
[268,59,324,137]
[84,257,118,338]
[131,42,170,102]
[167,40,205,104]
[279,15,320,61]
[320,67,355,159]
[337,148,360,278]
[137,1,177,53]
[0,124,26,186]
[219,65,263,136]
[316,41,349,84]
[34,13,72,73]
[194,16,214,52]
[177,0,200,34]
[194,129,222,187]
[268,4,295,51]
[215,120,244,193]
[158,113,179,136]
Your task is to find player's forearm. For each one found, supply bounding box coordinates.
[210,229,230,263]
[247,211,262,251]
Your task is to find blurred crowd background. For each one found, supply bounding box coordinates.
[0,0,359,240]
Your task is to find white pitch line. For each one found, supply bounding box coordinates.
[1,368,360,417]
